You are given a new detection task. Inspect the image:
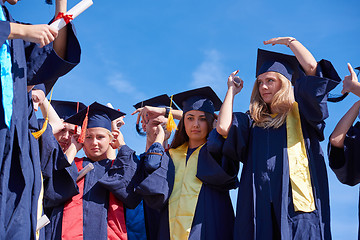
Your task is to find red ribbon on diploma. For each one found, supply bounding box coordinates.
[54,12,74,24]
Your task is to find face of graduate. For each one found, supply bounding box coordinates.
[54,122,77,152]
[257,71,282,105]
[31,89,46,112]
[146,115,168,143]
[184,110,208,147]
[83,127,111,161]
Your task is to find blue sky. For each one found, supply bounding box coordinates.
[9,0,360,238]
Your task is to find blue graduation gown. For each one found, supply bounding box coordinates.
[135,142,236,240]
[46,145,139,240]
[328,122,360,238]
[27,100,79,239]
[207,60,341,240]
[0,4,80,238]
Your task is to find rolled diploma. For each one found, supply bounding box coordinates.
[36,215,50,232]
[50,0,93,31]
[76,163,94,182]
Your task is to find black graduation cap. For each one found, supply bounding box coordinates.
[65,102,126,132]
[45,0,53,4]
[172,86,222,114]
[256,49,300,84]
[133,94,178,110]
[51,100,87,121]
[356,66,360,72]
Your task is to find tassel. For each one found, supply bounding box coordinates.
[32,87,54,139]
[78,106,89,143]
[166,95,177,132]
[32,117,49,139]
[166,111,177,132]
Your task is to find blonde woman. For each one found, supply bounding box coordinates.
[212,37,341,239]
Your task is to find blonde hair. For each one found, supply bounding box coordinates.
[249,72,294,128]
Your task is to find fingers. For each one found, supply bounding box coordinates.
[348,63,356,76]
[39,26,58,47]
[131,108,142,115]
[263,38,276,45]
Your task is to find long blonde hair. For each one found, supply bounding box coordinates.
[249,72,294,128]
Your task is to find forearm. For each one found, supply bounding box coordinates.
[8,22,26,40]
[53,0,67,59]
[288,39,317,76]
[65,143,77,164]
[40,98,64,134]
[330,101,360,148]
[350,81,360,98]
[216,88,235,137]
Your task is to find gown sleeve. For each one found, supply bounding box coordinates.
[39,120,79,209]
[328,122,360,186]
[0,20,10,45]
[200,112,251,188]
[294,60,341,140]
[135,142,175,210]
[98,145,143,209]
[26,22,81,86]
[196,130,239,191]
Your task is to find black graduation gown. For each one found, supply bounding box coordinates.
[0,4,80,238]
[207,60,341,240]
[135,142,236,240]
[328,122,360,238]
[46,145,140,240]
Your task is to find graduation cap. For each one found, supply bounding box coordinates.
[256,49,300,84]
[133,94,179,135]
[172,86,222,115]
[133,94,178,110]
[51,100,87,121]
[45,0,53,4]
[65,102,126,143]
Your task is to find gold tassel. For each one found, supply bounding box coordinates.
[32,117,49,139]
[166,95,177,132]
[32,87,54,139]
[166,111,177,132]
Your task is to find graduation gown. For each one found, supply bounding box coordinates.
[328,122,360,238]
[46,145,141,240]
[27,98,79,239]
[207,60,341,240]
[0,4,80,239]
[135,142,236,240]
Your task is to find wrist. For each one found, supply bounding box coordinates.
[164,107,170,118]
[287,38,297,47]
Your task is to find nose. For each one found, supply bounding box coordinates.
[63,131,70,139]
[260,83,268,90]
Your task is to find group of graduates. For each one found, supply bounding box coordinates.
[1,0,360,240]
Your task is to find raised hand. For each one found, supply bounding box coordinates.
[131,106,165,124]
[110,129,125,150]
[71,134,83,152]
[341,63,360,95]
[263,37,296,47]
[228,70,243,95]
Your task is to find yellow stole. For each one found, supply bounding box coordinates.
[286,102,315,212]
[168,143,204,240]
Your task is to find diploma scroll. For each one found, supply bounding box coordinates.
[76,163,94,182]
[36,215,50,232]
[50,0,93,31]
